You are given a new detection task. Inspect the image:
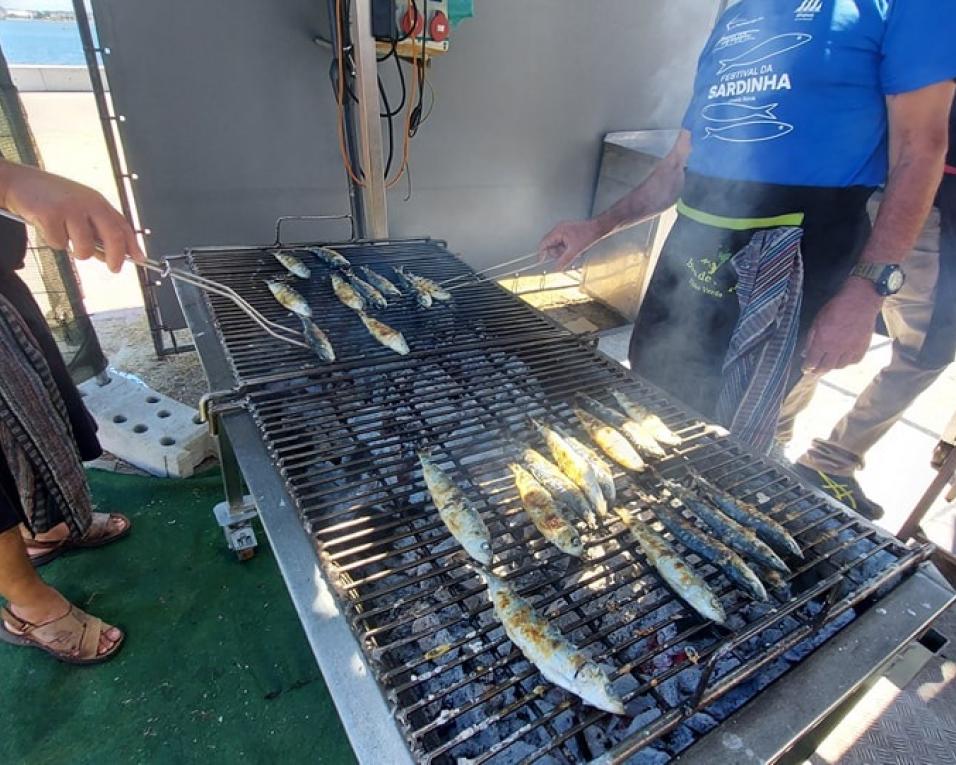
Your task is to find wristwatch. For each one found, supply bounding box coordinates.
[850,263,906,296]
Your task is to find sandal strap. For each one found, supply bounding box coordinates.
[11,605,104,661]
[1,606,29,633]
[85,512,114,539]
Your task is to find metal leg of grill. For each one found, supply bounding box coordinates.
[212,427,259,560]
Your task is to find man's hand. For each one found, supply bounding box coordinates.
[0,161,143,273]
[538,218,603,270]
[802,278,884,374]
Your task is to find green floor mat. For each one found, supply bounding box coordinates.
[0,469,355,765]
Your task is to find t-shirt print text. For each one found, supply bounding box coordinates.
[794,0,823,22]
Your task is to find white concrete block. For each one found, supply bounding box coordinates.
[10,65,98,92]
[79,368,214,478]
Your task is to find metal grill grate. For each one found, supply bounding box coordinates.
[185,240,935,764]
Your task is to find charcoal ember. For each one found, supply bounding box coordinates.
[676,664,703,696]
[623,706,663,738]
[412,612,443,642]
[480,741,552,765]
[655,675,683,708]
[627,746,670,765]
[685,711,718,734]
[783,607,855,662]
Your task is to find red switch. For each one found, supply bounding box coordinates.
[401,5,425,36]
[429,11,449,42]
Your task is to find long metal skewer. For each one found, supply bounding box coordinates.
[438,251,540,286]
[0,209,309,350]
[444,259,548,293]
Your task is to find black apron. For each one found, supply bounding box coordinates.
[919,173,956,368]
[628,172,875,419]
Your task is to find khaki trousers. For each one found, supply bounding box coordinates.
[777,203,948,475]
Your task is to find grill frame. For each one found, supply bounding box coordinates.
[171,238,954,765]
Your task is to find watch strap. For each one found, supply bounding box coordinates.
[851,262,888,282]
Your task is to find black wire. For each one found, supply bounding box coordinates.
[379,74,395,177]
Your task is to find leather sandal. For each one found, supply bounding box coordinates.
[26,512,132,567]
[0,605,124,665]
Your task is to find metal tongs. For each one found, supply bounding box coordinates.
[439,251,545,292]
[0,209,309,350]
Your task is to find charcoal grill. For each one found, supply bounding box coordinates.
[172,236,955,764]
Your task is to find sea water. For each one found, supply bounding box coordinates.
[0,20,85,66]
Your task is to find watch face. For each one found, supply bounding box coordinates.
[885,269,905,294]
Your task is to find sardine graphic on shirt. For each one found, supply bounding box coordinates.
[703,120,794,143]
[716,32,812,74]
[702,102,779,123]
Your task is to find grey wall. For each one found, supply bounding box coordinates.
[93,0,719,270]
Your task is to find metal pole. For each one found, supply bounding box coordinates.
[349,0,389,239]
[898,442,956,541]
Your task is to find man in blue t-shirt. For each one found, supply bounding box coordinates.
[538,1,955,446]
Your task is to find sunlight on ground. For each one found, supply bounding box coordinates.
[813,676,902,764]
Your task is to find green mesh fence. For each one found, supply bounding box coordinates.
[0,46,107,384]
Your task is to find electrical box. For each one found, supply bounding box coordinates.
[374,0,451,58]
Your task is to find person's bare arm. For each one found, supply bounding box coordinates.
[538,130,692,270]
[802,81,955,373]
[0,160,143,273]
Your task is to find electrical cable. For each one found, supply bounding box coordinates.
[334,0,366,186]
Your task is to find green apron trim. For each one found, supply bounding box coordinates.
[676,199,805,230]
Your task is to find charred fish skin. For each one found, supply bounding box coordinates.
[573,407,646,473]
[520,447,594,525]
[691,473,803,559]
[273,251,311,279]
[392,266,433,308]
[397,264,452,301]
[480,570,625,715]
[654,502,767,601]
[616,508,727,625]
[347,272,388,309]
[359,265,402,297]
[307,246,351,269]
[418,452,492,566]
[330,272,366,312]
[565,433,616,507]
[266,279,311,317]
[577,394,666,459]
[611,390,682,447]
[665,480,790,574]
[509,464,584,557]
[531,418,607,521]
[299,317,335,362]
[358,311,410,355]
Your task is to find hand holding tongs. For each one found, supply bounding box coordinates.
[0,209,309,350]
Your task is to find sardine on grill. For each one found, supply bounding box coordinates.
[299,317,335,362]
[392,266,433,308]
[396,264,451,301]
[359,265,402,297]
[509,463,583,557]
[480,569,625,714]
[347,272,388,309]
[520,446,594,526]
[573,407,646,473]
[266,279,311,317]
[331,272,366,312]
[418,451,492,565]
[307,246,351,269]
[616,507,727,624]
[611,390,682,447]
[577,394,666,459]
[654,501,767,601]
[564,432,616,507]
[358,311,409,355]
[689,471,803,558]
[273,250,311,279]
[663,478,790,574]
[531,418,606,521]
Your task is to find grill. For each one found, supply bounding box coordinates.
[174,237,953,764]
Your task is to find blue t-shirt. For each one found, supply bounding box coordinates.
[682,0,956,188]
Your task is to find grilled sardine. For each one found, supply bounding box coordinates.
[347,272,388,309]
[654,502,767,601]
[510,464,583,557]
[299,317,335,362]
[573,408,645,472]
[690,472,802,558]
[397,265,451,301]
[266,279,311,317]
[520,447,593,524]
[664,479,790,574]
[308,246,351,269]
[273,251,310,279]
[616,507,727,624]
[418,452,492,565]
[359,265,402,297]
[564,433,616,507]
[578,394,666,459]
[391,267,433,308]
[330,272,365,312]
[481,570,625,714]
[531,418,606,522]
[358,311,409,355]
[611,390,682,447]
